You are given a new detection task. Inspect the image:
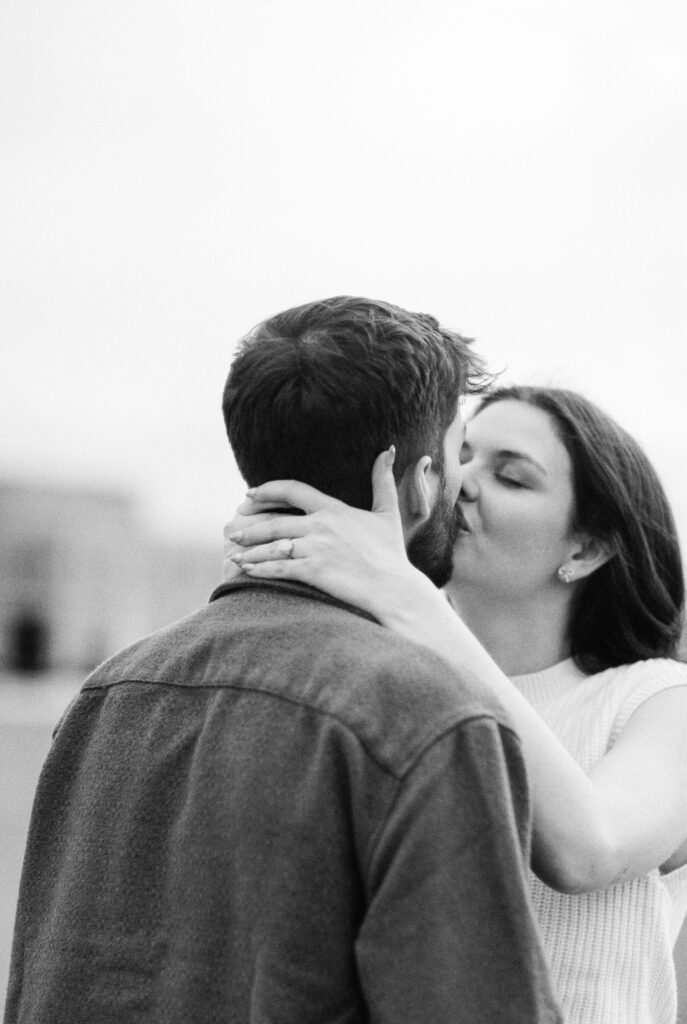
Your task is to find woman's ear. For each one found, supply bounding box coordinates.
[563,534,615,583]
[397,455,434,528]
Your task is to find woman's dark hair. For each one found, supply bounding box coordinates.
[476,386,685,671]
[223,296,490,510]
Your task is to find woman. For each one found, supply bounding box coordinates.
[224,386,687,1024]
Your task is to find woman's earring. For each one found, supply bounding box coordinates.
[557,565,574,584]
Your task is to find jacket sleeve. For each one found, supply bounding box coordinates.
[354,716,562,1024]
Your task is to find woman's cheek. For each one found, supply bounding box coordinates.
[501,513,552,564]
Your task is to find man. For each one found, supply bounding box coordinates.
[5,297,561,1023]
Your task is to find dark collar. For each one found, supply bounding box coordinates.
[209,576,380,626]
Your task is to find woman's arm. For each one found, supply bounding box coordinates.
[378,576,687,893]
[226,455,687,894]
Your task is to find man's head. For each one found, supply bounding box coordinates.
[223,296,489,585]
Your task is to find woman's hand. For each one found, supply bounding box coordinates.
[222,510,290,582]
[222,448,439,623]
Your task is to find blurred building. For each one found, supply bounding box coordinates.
[3,477,686,676]
[0,481,222,675]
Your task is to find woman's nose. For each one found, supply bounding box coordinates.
[459,462,478,501]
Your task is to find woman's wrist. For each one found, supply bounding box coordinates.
[377,567,448,636]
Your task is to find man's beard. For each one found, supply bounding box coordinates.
[406,484,464,589]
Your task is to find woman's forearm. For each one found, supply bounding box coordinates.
[381,571,628,894]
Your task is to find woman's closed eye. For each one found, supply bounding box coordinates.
[496,473,528,488]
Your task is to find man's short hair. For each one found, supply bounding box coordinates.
[223,296,489,509]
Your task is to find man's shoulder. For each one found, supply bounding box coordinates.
[212,580,515,775]
[84,580,514,778]
[314,611,513,775]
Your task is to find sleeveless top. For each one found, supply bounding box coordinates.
[512,658,687,1024]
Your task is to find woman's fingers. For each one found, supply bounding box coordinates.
[230,539,302,565]
[222,556,244,582]
[241,559,307,581]
[371,447,400,516]
[222,532,246,581]
[223,535,305,582]
[241,480,343,515]
[227,514,311,547]
[223,511,280,541]
[235,497,302,516]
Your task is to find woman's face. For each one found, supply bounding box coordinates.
[451,399,580,599]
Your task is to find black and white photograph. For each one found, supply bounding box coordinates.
[1,2,686,1021]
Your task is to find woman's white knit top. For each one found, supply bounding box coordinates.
[511,658,687,1024]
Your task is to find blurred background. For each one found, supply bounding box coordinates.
[1,0,686,1012]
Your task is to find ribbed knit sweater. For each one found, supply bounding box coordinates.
[512,658,687,1024]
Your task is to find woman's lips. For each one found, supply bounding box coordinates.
[455,506,471,533]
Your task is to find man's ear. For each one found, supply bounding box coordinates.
[562,534,615,583]
[396,455,435,530]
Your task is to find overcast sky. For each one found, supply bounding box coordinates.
[1,0,685,545]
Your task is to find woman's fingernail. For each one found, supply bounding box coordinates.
[229,553,243,564]
[242,563,255,572]
[387,445,396,467]
[245,488,256,497]
[228,531,243,542]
